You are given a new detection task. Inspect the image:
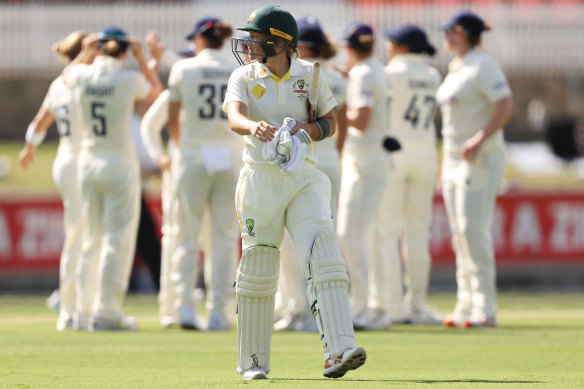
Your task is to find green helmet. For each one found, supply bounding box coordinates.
[237,5,298,47]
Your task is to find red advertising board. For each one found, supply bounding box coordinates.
[1,193,583,271]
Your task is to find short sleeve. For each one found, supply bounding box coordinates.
[317,72,337,116]
[168,62,183,103]
[222,68,248,111]
[476,58,511,103]
[349,70,375,109]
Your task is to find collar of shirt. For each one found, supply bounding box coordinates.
[93,55,122,72]
[448,47,480,72]
[252,57,304,81]
[388,53,425,66]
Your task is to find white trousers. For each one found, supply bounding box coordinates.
[370,144,437,315]
[441,145,506,318]
[170,146,240,314]
[337,149,390,318]
[52,147,82,323]
[76,151,140,321]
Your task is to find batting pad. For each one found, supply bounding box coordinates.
[236,246,280,375]
[308,231,356,359]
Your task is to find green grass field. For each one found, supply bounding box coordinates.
[1,292,583,388]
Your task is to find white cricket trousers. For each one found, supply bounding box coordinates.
[370,143,437,315]
[170,146,240,314]
[76,150,140,322]
[441,145,506,318]
[52,147,82,323]
[337,148,390,318]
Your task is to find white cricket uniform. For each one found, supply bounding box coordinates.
[336,57,391,320]
[370,54,441,318]
[42,75,83,326]
[68,55,150,323]
[168,49,241,317]
[436,48,511,319]
[276,60,348,324]
[224,57,357,369]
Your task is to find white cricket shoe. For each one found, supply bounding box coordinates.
[178,305,202,330]
[443,310,470,328]
[160,315,179,329]
[56,317,74,332]
[243,367,268,380]
[462,313,497,328]
[46,289,61,311]
[409,306,443,325]
[207,311,230,331]
[323,346,367,378]
[89,316,138,332]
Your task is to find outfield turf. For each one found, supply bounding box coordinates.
[0,292,583,388]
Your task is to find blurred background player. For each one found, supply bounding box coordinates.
[166,17,240,330]
[18,31,89,331]
[436,11,513,328]
[274,15,348,333]
[336,22,391,330]
[369,24,443,325]
[225,5,365,380]
[65,27,161,331]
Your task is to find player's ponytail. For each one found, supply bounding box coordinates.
[101,39,128,57]
[206,22,233,49]
[52,31,89,63]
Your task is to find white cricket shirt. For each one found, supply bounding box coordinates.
[168,49,240,150]
[344,57,388,152]
[384,54,441,145]
[223,57,337,165]
[67,55,151,154]
[436,48,511,153]
[42,75,81,154]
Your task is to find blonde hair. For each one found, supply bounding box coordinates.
[52,31,88,63]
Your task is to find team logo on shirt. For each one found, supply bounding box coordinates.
[246,219,255,237]
[292,79,309,100]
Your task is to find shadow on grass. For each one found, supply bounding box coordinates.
[273,378,544,384]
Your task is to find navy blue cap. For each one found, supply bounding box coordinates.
[186,17,220,41]
[440,10,491,37]
[343,22,374,48]
[297,16,326,48]
[384,24,436,56]
[98,27,128,43]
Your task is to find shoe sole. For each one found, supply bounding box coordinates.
[324,347,367,378]
[243,371,268,380]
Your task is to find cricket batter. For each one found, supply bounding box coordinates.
[275,15,348,333]
[65,28,161,331]
[370,24,443,325]
[336,22,391,330]
[19,31,88,332]
[224,5,366,380]
[437,11,513,328]
[166,17,241,331]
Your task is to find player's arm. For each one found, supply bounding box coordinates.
[461,96,513,161]
[167,100,182,146]
[334,103,347,153]
[290,110,336,141]
[346,106,371,132]
[226,101,276,142]
[19,106,55,170]
[141,90,171,170]
[62,34,99,85]
[131,39,163,104]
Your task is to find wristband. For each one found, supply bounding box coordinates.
[315,118,332,141]
[25,124,46,147]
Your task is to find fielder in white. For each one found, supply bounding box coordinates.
[167,17,241,331]
[336,22,391,331]
[369,24,443,325]
[64,28,161,331]
[436,11,513,328]
[224,5,365,380]
[274,15,348,333]
[19,31,88,332]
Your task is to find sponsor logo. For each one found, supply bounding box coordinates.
[248,10,256,22]
[246,219,255,237]
[292,79,309,99]
[251,354,259,367]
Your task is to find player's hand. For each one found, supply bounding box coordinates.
[156,154,171,171]
[291,121,317,141]
[145,30,165,60]
[250,121,276,142]
[18,144,36,170]
[80,34,99,61]
[130,39,144,60]
[461,133,485,161]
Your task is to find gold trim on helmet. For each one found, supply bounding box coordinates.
[270,28,292,42]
